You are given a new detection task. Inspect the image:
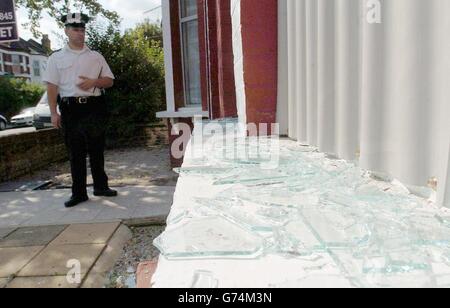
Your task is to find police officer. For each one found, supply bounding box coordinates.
[43,13,117,208]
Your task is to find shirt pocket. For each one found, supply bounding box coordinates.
[79,56,102,80]
[56,60,74,85]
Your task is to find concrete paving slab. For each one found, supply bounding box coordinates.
[17,244,105,277]
[92,200,136,221]
[57,204,103,225]
[132,203,171,219]
[0,228,16,239]
[50,222,120,246]
[0,246,45,278]
[0,225,67,248]
[0,278,10,288]
[23,208,70,227]
[87,225,132,274]
[81,273,108,289]
[6,276,79,288]
[81,225,132,288]
[0,186,175,228]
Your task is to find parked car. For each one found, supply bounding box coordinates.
[10,107,35,128]
[33,92,53,130]
[0,114,7,131]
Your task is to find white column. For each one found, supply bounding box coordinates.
[305,0,318,146]
[231,0,247,127]
[316,0,335,154]
[438,142,450,208]
[162,0,176,112]
[433,0,450,208]
[360,0,450,206]
[334,0,361,161]
[295,0,307,143]
[277,0,289,136]
[287,0,297,140]
[360,0,389,173]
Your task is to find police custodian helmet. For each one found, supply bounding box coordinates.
[61,13,90,28]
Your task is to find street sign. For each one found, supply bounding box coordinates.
[0,0,19,43]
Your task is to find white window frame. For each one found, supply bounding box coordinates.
[33,60,40,77]
[179,0,201,106]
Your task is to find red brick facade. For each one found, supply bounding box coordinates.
[240,0,278,129]
[1,52,30,76]
[167,118,194,168]
[164,0,278,165]
[200,0,237,119]
[169,0,237,118]
[165,0,238,167]
[169,0,185,111]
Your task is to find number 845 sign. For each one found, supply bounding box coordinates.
[0,0,19,43]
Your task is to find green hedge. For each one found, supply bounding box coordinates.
[0,77,45,119]
[87,21,166,147]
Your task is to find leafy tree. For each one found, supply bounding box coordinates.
[0,77,45,119]
[15,0,120,37]
[86,21,166,146]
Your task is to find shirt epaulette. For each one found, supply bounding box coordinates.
[49,49,62,56]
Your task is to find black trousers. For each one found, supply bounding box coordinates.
[60,96,109,197]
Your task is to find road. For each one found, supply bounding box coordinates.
[0,127,36,137]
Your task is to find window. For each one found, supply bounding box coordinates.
[11,54,20,65]
[11,54,21,75]
[33,60,40,77]
[179,0,201,106]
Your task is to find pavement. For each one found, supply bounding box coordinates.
[0,127,36,138]
[0,221,133,288]
[0,186,175,229]
[0,185,175,288]
[0,144,176,288]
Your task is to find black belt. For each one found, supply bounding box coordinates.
[61,96,101,105]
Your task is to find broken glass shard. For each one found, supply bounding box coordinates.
[273,220,324,256]
[194,197,296,232]
[153,217,265,260]
[301,208,371,248]
[213,168,291,186]
[190,270,219,288]
[435,214,450,228]
[361,249,431,274]
[360,272,435,288]
[269,275,354,288]
[408,214,450,246]
[237,188,319,209]
[174,166,235,177]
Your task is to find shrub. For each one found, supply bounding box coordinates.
[0,77,45,119]
[86,21,166,147]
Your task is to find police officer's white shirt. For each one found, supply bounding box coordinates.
[43,44,115,98]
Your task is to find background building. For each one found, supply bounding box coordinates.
[0,35,51,84]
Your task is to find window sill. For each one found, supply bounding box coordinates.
[156,107,208,119]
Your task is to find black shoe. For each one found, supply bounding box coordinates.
[65,195,89,208]
[94,188,118,197]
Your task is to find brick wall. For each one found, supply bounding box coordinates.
[0,124,169,183]
[231,0,278,133]
[106,123,169,149]
[0,129,67,182]
[198,0,238,119]
[166,118,194,168]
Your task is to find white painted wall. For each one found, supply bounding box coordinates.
[276,0,288,136]
[230,0,246,129]
[30,54,48,84]
[161,0,176,113]
[282,0,450,207]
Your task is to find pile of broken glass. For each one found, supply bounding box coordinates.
[154,120,450,288]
